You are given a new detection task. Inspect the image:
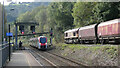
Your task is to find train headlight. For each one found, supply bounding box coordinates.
[40,43,41,45]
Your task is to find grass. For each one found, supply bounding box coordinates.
[57,43,118,54]
[58,43,118,61]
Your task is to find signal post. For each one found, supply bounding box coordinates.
[50,28,53,45]
[14,21,53,49]
[14,21,39,49]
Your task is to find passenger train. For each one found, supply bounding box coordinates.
[64,18,120,44]
[29,36,48,50]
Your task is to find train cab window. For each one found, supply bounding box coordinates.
[66,33,68,37]
[40,37,47,43]
[73,32,76,36]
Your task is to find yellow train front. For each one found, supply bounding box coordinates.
[29,36,48,50]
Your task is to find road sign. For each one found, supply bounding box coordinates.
[6,33,13,36]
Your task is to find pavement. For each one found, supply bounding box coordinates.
[4,50,41,68]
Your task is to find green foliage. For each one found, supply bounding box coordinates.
[16,2,119,43]
[72,2,96,27]
[72,2,120,27]
[47,2,75,43]
[5,2,49,23]
[90,2,120,24]
[35,6,47,33]
[16,2,75,43]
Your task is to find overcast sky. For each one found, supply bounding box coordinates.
[0,0,34,5]
[0,0,119,5]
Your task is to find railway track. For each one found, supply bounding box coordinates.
[45,51,87,66]
[29,49,57,68]
[28,46,87,68]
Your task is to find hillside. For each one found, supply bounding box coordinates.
[5,2,49,23]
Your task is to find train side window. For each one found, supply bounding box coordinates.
[66,33,68,37]
[73,32,76,36]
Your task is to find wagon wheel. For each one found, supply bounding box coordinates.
[78,39,80,44]
[72,40,74,44]
[100,39,104,44]
[74,39,76,44]
[105,39,109,44]
[115,39,120,44]
[74,39,77,44]
[93,40,97,44]
[117,39,120,44]
[76,39,79,44]
[80,40,83,44]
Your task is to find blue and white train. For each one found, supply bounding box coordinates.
[29,36,48,50]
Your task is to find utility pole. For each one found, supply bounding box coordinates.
[50,28,53,45]
[15,21,18,49]
[9,24,11,61]
[2,1,4,44]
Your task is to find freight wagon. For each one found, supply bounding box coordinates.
[98,19,120,44]
[78,24,98,44]
[64,18,120,44]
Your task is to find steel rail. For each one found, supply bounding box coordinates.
[46,51,88,66]
[29,46,87,67]
[42,51,79,66]
[29,49,58,68]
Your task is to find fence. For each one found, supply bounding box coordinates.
[0,43,11,68]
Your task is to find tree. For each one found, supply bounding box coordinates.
[90,2,120,24]
[72,2,96,27]
[47,2,75,42]
[35,6,47,33]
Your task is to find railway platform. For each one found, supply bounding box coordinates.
[4,50,41,68]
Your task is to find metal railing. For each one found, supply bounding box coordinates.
[0,43,11,68]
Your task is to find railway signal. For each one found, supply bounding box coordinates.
[30,26,35,34]
[19,25,24,34]
[14,22,39,50]
[50,32,52,36]
[21,30,24,34]
[50,28,53,36]
[50,28,53,45]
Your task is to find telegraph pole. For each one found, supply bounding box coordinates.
[50,28,53,45]
[2,1,4,44]
[15,21,18,49]
[9,24,11,61]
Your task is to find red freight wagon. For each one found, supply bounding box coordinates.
[97,18,120,42]
[79,24,96,40]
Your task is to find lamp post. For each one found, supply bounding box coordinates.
[2,1,4,44]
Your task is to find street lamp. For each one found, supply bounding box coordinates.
[2,0,12,44]
[2,1,4,44]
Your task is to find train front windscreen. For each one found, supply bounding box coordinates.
[40,37,47,44]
